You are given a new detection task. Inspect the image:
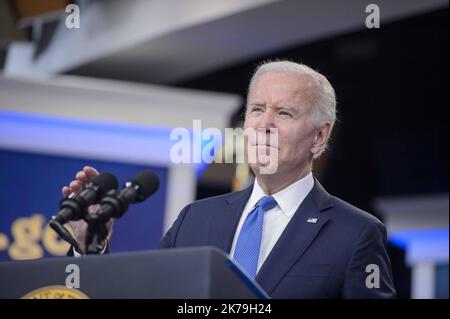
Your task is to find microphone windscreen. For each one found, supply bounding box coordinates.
[130,170,160,202]
[91,172,119,196]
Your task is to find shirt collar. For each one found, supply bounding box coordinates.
[249,172,315,217]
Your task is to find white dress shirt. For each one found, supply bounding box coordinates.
[230,172,314,273]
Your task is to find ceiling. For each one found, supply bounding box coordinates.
[4,0,448,83]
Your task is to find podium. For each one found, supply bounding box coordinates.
[0,246,269,299]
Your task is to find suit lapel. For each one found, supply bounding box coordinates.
[208,185,253,253]
[255,178,333,294]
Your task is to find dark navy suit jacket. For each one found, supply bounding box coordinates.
[160,178,396,299]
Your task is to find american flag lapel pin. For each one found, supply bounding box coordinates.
[307,217,318,224]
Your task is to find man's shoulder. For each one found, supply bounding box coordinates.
[183,187,251,211]
[328,195,385,230]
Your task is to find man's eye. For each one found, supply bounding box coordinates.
[279,111,293,117]
[252,107,263,112]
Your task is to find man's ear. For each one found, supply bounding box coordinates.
[311,122,332,156]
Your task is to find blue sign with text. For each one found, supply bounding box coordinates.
[0,149,167,261]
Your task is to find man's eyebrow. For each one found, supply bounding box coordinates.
[249,102,266,107]
[273,105,298,113]
[248,103,299,114]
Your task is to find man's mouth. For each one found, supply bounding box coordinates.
[252,143,279,150]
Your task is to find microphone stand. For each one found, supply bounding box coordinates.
[49,219,81,253]
[85,212,110,255]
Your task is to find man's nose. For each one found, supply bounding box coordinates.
[258,109,276,130]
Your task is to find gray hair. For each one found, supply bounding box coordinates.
[247,60,337,158]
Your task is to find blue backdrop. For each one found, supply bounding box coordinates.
[0,149,167,261]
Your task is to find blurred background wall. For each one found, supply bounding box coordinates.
[0,0,448,299]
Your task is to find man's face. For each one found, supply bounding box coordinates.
[244,71,318,176]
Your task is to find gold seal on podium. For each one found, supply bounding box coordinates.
[21,286,89,299]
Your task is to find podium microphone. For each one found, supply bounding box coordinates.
[52,172,119,224]
[97,170,160,221]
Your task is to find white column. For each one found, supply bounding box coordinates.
[411,262,435,299]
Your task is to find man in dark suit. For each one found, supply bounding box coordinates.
[64,61,396,298]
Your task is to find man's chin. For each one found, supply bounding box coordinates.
[248,162,279,175]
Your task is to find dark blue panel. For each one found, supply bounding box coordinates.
[435,263,449,299]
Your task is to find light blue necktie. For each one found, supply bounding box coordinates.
[233,196,278,278]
